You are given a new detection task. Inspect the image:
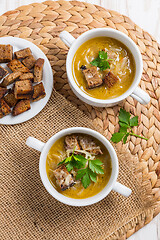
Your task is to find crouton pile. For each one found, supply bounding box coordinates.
[0,45,46,118]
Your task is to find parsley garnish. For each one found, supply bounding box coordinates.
[58,150,104,189]
[111,108,148,144]
[90,50,113,71]
[58,150,87,172]
[76,159,104,189]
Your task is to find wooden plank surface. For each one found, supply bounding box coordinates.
[0,1,159,240]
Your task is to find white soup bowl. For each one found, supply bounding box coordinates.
[26,127,132,206]
[60,28,150,107]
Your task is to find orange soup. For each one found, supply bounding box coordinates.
[46,134,112,199]
[72,37,136,99]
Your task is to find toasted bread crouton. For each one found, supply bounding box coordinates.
[4,89,18,107]
[14,80,33,99]
[32,82,46,102]
[0,87,8,99]
[0,98,11,118]
[79,136,103,155]
[103,71,119,88]
[12,99,31,116]
[14,48,32,59]
[34,58,44,82]
[7,59,29,73]
[53,165,75,191]
[0,44,13,63]
[0,66,8,80]
[0,72,22,87]
[19,73,34,81]
[82,66,103,89]
[65,135,81,152]
[22,55,36,69]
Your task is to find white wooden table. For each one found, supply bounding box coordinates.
[0,0,159,239]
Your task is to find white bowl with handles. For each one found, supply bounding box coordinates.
[26,127,132,206]
[59,28,150,107]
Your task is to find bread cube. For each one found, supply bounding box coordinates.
[0,98,11,118]
[34,58,44,82]
[65,135,81,152]
[82,66,103,89]
[0,87,8,99]
[79,136,103,155]
[14,48,32,59]
[103,71,119,88]
[7,59,29,73]
[19,73,34,82]
[0,66,8,80]
[4,89,18,107]
[53,165,75,191]
[12,100,31,116]
[0,72,22,87]
[32,82,46,102]
[0,44,13,63]
[14,80,33,99]
[22,55,36,69]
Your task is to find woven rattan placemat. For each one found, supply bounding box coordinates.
[0,0,160,239]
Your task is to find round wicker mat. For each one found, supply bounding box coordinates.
[0,0,160,239]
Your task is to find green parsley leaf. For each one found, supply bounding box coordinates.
[119,122,129,128]
[73,155,82,161]
[74,160,86,169]
[82,171,91,189]
[64,154,87,171]
[76,168,97,188]
[91,159,103,165]
[110,132,125,143]
[76,169,87,180]
[88,169,97,182]
[99,60,110,71]
[90,50,113,71]
[90,58,101,67]
[123,133,129,144]
[119,126,128,134]
[119,108,130,125]
[74,154,87,163]
[58,158,66,166]
[99,50,108,59]
[111,108,148,144]
[89,160,104,174]
[66,161,75,171]
[64,155,72,163]
[129,116,138,127]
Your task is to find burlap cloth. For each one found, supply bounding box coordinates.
[0,90,154,240]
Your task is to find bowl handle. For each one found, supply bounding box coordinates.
[26,136,45,152]
[112,181,132,197]
[131,86,150,105]
[59,31,75,48]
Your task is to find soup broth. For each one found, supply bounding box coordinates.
[46,134,112,199]
[72,37,136,99]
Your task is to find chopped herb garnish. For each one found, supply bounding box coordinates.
[111,108,148,144]
[90,50,113,71]
[58,149,104,189]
